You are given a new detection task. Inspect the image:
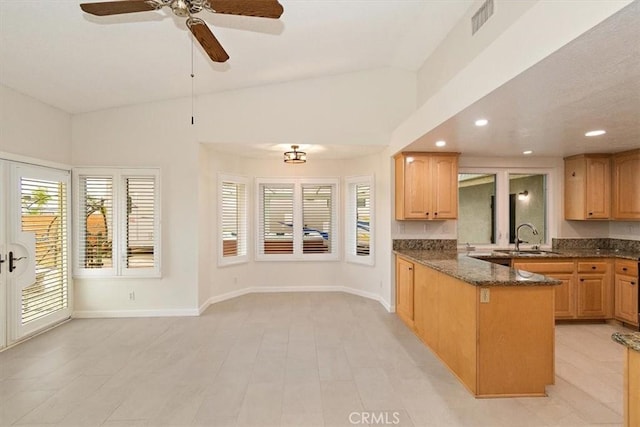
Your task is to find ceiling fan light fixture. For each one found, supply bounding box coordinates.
[284,145,307,164]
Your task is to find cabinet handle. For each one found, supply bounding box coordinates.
[591,266,596,270]
[434,212,438,216]
[408,268,413,271]
[623,267,628,272]
[580,278,585,282]
[425,212,429,216]
[588,212,593,216]
[631,282,636,286]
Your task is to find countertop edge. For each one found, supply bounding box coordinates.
[611,332,640,352]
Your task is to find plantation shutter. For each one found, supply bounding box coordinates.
[355,183,371,256]
[259,184,294,255]
[78,176,113,270]
[125,176,156,269]
[302,184,333,254]
[221,181,247,258]
[20,178,68,324]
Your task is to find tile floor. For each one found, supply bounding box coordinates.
[0,292,634,426]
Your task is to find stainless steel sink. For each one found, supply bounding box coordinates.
[492,249,560,257]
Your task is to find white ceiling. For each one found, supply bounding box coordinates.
[405,0,640,158]
[1,1,638,160]
[0,0,472,114]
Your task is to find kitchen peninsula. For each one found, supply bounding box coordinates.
[394,249,560,398]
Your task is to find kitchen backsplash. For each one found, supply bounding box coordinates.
[393,239,457,251]
[553,238,640,253]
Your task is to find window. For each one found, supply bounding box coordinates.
[458,169,551,248]
[74,168,161,277]
[256,178,339,261]
[345,176,374,265]
[218,174,248,265]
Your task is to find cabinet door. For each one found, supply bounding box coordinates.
[403,156,431,219]
[552,274,575,319]
[431,155,458,219]
[612,150,640,220]
[414,264,439,349]
[396,257,414,327]
[576,275,608,318]
[585,157,611,219]
[615,275,639,325]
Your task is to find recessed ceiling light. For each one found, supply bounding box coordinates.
[523,150,533,155]
[585,129,606,137]
[435,140,446,147]
[475,119,489,127]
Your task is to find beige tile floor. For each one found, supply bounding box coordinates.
[0,292,634,426]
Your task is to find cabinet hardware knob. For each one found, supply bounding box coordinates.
[572,172,576,177]
[631,282,636,286]
[425,212,429,216]
[623,267,628,271]
[592,266,596,270]
[408,268,412,271]
[588,212,593,216]
[434,212,438,216]
[580,278,584,282]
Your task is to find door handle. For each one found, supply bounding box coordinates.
[8,251,26,273]
[0,254,4,274]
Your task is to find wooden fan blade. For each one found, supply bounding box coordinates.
[189,20,230,63]
[80,0,157,16]
[207,0,284,19]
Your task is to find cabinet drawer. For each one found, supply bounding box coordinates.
[513,262,574,274]
[577,261,609,274]
[615,260,638,276]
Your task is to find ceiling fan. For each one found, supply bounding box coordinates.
[79,0,284,63]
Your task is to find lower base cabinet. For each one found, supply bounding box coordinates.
[614,260,639,327]
[624,348,640,427]
[513,259,613,320]
[399,257,555,397]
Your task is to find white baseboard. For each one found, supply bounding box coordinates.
[73,287,390,319]
[199,286,391,315]
[73,308,200,318]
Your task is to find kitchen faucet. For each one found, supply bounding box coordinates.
[515,223,539,251]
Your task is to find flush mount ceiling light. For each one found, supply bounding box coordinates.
[475,119,489,127]
[435,140,447,147]
[523,150,533,155]
[585,129,606,137]
[284,145,307,164]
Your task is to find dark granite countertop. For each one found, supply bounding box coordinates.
[394,250,561,287]
[469,248,640,261]
[611,332,640,352]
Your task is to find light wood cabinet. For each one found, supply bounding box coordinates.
[513,259,613,320]
[395,256,415,328]
[405,262,555,397]
[612,149,640,220]
[576,260,612,319]
[394,152,459,220]
[564,154,611,220]
[614,260,639,327]
[624,348,640,427]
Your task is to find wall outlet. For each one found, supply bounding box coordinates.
[480,288,490,303]
[129,291,135,301]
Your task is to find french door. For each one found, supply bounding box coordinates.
[0,160,71,349]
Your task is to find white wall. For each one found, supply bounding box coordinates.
[72,97,200,316]
[0,84,71,165]
[71,67,416,316]
[204,148,394,310]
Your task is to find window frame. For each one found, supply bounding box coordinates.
[457,167,556,249]
[255,177,340,262]
[217,173,249,266]
[345,175,374,266]
[73,168,161,278]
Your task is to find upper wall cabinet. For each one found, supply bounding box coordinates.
[612,149,640,220]
[394,152,459,220]
[564,154,611,220]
